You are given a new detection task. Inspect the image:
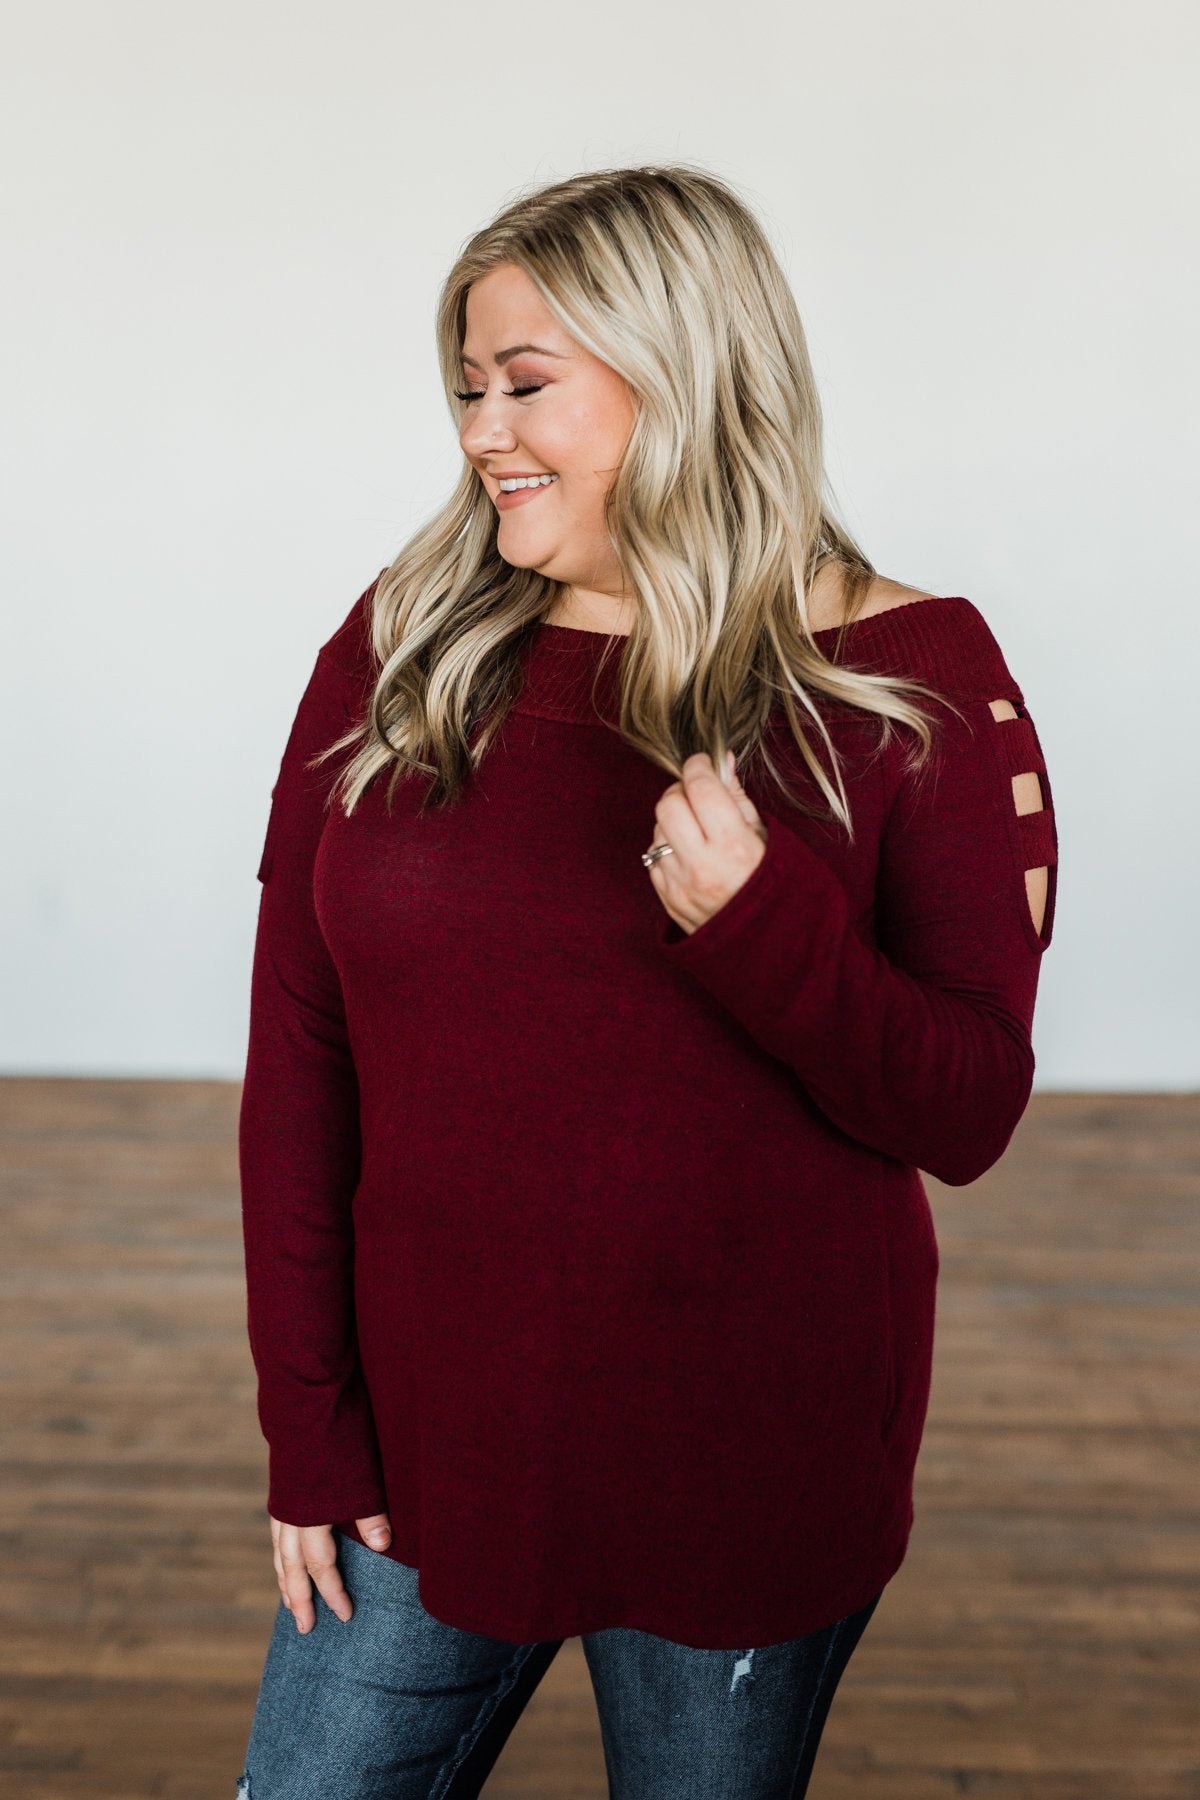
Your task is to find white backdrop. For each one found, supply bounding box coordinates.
[2,0,1196,1084]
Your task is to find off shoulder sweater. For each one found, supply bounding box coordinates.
[238,580,1059,1649]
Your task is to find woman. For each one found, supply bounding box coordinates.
[236,164,1058,1797]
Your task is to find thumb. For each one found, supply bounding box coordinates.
[724,747,751,796]
[356,1511,392,1550]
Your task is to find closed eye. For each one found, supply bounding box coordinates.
[453,385,544,402]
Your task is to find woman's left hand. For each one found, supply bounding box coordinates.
[646,750,769,936]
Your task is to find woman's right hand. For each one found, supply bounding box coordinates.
[269,1510,394,1634]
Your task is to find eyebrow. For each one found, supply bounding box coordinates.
[459,344,570,369]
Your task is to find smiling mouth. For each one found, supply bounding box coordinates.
[494,475,558,511]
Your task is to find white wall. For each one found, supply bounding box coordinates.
[2,0,1196,1085]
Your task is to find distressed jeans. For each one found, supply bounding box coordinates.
[237,1526,882,1799]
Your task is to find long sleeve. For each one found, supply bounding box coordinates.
[238,614,387,1525]
[655,686,1058,1187]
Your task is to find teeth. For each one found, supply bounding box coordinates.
[498,474,558,492]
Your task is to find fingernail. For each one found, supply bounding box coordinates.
[367,1530,390,1548]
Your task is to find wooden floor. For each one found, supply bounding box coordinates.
[0,1083,1196,1799]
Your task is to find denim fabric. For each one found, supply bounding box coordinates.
[238,1528,881,1799]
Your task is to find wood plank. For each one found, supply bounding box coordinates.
[0,1081,1196,1797]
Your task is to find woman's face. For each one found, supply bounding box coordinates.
[457,262,637,599]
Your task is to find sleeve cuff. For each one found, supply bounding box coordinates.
[266,1470,390,1529]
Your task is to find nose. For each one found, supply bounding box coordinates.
[459,395,519,462]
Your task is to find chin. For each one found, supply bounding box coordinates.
[497,532,556,566]
[498,552,553,575]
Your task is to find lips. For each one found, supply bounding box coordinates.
[494,478,558,511]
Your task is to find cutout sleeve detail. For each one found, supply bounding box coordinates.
[987,698,1058,945]
[656,692,1058,1186]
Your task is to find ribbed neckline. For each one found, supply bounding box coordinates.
[511,595,1005,725]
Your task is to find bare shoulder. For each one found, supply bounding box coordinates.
[808,565,938,633]
[853,575,939,621]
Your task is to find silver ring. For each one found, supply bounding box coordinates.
[641,842,675,868]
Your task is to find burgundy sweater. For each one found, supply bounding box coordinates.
[238,577,1058,1649]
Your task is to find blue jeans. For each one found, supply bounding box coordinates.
[238,1527,882,1799]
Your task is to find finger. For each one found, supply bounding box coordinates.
[304,1534,354,1625]
[657,756,750,860]
[657,749,737,841]
[729,798,763,838]
[677,752,745,838]
[720,749,768,831]
[652,784,709,863]
[356,1511,392,1551]
[649,751,752,874]
[268,1516,291,1606]
[277,1530,317,1634]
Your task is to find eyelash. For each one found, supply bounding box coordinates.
[453,385,544,402]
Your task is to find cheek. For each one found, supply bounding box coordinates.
[550,397,630,485]
[537,406,590,477]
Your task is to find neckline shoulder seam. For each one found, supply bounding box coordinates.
[535,594,979,645]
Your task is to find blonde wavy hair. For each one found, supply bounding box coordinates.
[321,162,952,836]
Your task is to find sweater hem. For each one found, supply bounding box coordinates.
[334,1518,912,1650]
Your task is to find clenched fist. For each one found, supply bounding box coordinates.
[645,750,769,936]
